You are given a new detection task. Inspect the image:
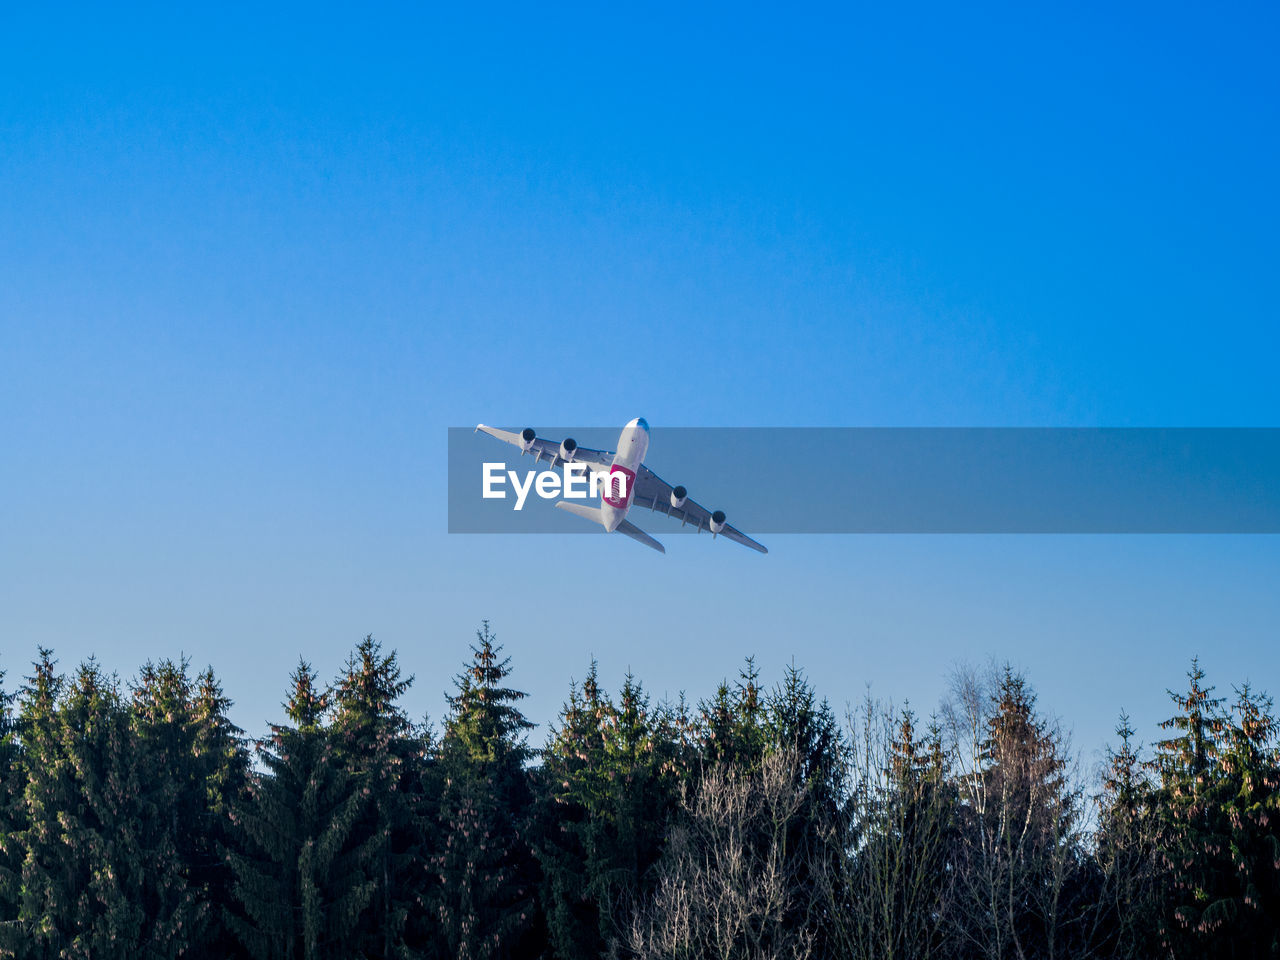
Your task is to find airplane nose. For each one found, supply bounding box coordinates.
[634,417,649,432]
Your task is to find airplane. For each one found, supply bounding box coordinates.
[475,418,767,555]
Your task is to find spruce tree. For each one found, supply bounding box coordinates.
[1093,711,1158,959]
[0,667,23,943]
[127,657,213,958]
[430,623,540,960]
[52,659,147,957]
[765,663,845,808]
[536,666,684,959]
[190,666,251,957]
[228,660,376,960]
[591,672,680,941]
[4,649,63,957]
[1219,684,1280,955]
[698,658,767,770]
[533,666,607,960]
[11,654,198,958]
[761,665,848,956]
[1218,685,1280,954]
[127,660,249,958]
[1149,658,1239,956]
[328,635,422,960]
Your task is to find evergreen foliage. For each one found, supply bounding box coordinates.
[1,633,1278,959]
[698,657,768,769]
[227,660,377,960]
[0,669,22,940]
[1147,662,1280,957]
[10,655,197,958]
[1092,711,1159,959]
[536,664,684,958]
[429,623,540,960]
[329,636,421,959]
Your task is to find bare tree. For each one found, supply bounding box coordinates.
[823,696,956,960]
[623,748,827,960]
[942,664,1091,960]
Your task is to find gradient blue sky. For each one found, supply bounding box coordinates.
[2,3,1277,770]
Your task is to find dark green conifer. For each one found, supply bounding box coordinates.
[430,623,540,960]
[0,667,24,945]
[536,665,684,958]
[765,662,845,806]
[228,660,376,960]
[1153,673,1280,957]
[329,635,422,959]
[762,664,848,955]
[533,665,606,960]
[1149,658,1236,955]
[3,650,62,957]
[698,657,767,769]
[190,666,251,956]
[12,654,197,958]
[1093,711,1158,959]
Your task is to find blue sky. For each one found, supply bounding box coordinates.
[2,3,1277,769]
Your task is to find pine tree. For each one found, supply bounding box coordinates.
[1148,657,1239,956]
[123,660,249,958]
[981,668,1070,843]
[533,664,608,960]
[127,657,213,958]
[765,663,845,808]
[3,649,63,957]
[0,667,23,944]
[430,623,540,960]
[536,665,685,959]
[190,666,251,957]
[53,659,148,957]
[1092,711,1158,958]
[328,635,423,960]
[592,673,681,938]
[10,654,197,958]
[698,657,767,770]
[227,660,376,960]
[762,664,848,955]
[1154,679,1280,958]
[1217,685,1280,954]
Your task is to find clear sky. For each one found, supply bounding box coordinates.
[2,3,1277,772]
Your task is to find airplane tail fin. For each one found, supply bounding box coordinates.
[555,502,666,553]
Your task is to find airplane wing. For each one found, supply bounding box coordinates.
[631,465,768,554]
[475,425,613,471]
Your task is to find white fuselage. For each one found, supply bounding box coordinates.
[600,417,649,532]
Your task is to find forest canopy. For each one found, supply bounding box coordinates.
[0,625,1277,959]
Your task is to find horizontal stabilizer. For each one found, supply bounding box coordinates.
[554,502,665,553]
[616,519,665,554]
[554,500,607,528]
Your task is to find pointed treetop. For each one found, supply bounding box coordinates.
[445,622,535,765]
[24,647,62,708]
[285,659,329,731]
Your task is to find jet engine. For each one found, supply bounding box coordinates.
[669,485,687,509]
[559,438,578,462]
[710,510,727,534]
[520,428,537,451]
